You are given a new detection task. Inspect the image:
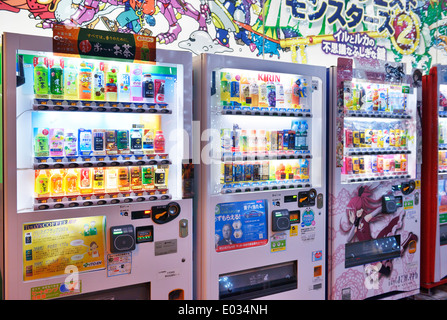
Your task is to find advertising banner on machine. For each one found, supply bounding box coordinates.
[52,25,156,62]
[215,199,268,252]
[23,216,106,281]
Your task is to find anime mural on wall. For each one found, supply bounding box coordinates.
[0,0,447,71]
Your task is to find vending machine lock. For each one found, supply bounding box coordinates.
[110,225,136,253]
[401,180,415,195]
[272,209,290,231]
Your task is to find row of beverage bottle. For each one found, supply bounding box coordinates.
[345,128,409,149]
[221,159,310,184]
[34,126,165,158]
[344,81,408,113]
[33,56,165,103]
[221,120,309,155]
[220,72,308,109]
[343,154,408,175]
[34,165,168,198]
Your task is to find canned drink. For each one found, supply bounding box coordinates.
[253,162,261,181]
[244,162,253,181]
[359,157,365,174]
[234,162,244,182]
[345,129,353,148]
[224,162,233,183]
[345,156,353,174]
[352,157,359,174]
[377,155,384,173]
[359,131,365,147]
[371,155,378,173]
[364,129,372,147]
[353,131,360,148]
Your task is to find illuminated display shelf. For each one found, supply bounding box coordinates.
[219,105,312,118]
[221,152,312,162]
[34,154,171,170]
[345,148,411,156]
[34,190,172,211]
[33,98,172,114]
[344,173,411,183]
[220,181,312,194]
[344,110,411,119]
[29,96,175,211]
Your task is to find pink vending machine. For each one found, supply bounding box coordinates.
[328,58,421,300]
[194,54,327,300]
[2,32,193,300]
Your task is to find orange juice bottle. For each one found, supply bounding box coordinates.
[130,166,142,191]
[118,167,130,192]
[64,169,80,196]
[79,168,93,194]
[35,170,50,198]
[50,169,64,197]
[93,168,105,194]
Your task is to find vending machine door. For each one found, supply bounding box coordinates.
[194,53,327,300]
[328,59,421,300]
[2,32,193,300]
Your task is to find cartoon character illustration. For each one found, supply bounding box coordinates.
[340,185,418,278]
[88,241,100,257]
[207,0,258,52]
[101,0,155,34]
[0,0,59,20]
[29,0,125,29]
[178,29,233,55]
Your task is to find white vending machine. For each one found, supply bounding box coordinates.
[2,32,193,300]
[328,58,421,300]
[194,53,327,300]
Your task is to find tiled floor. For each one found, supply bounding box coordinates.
[412,284,447,300]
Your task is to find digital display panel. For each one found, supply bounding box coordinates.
[215,199,268,252]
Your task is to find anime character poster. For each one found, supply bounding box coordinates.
[329,183,420,300]
[1,1,447,71]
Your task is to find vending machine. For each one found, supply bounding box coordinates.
[421,65,447,289]
[194,54,327,300]
[2,32,193,300]
[328,58,421,300]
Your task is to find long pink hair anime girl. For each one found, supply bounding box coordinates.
[341,185,403,243]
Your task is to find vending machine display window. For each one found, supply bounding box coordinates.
[341,79,417,184]
[208,67,324,195]
[15,51,185,212]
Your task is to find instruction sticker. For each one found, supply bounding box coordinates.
[270,233,286,253]
[107,252,132,277]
